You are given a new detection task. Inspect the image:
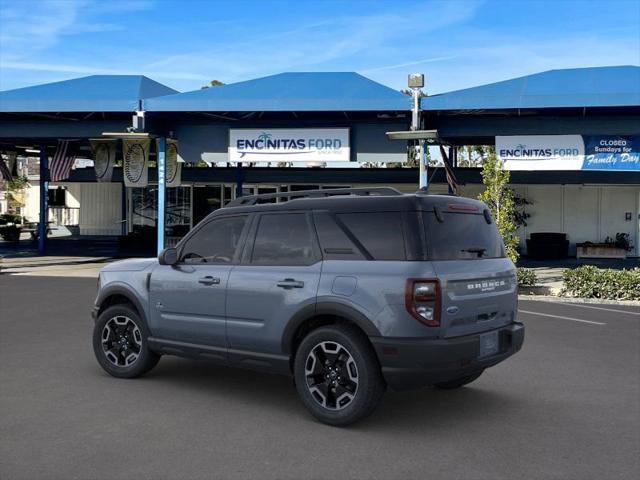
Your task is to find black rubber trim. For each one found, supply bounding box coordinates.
[371,322,525,390]
[148,337,291,375]
[95,284,148,326]
[281,300,382,354]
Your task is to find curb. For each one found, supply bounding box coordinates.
[518,294,640,307]
[518,285,559,296]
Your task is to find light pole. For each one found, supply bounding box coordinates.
[408,73,426,189]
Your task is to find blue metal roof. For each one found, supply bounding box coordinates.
[145,72,410,112]
[0,75,178,113]
[422,66,640,111]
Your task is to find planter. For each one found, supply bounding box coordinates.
[576,243,627,259]
[0,225,22,243]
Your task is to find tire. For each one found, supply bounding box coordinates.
[434,370,483,390]
[294,324,385,427]
[93,303,160,378]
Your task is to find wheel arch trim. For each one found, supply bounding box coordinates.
[281,301,381,354]
[96,283,148,326]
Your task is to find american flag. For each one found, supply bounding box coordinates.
[0,156,12,181]
[50,140,77,182]
[439,145,458,195]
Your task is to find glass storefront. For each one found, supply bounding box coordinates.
[128,183,350,248]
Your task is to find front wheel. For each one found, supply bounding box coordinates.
[93,304,160,378]
[294,325,385,426]
[434,370,483,390]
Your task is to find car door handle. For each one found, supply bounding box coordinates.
[277,278,305,289]
[198,276,221,286]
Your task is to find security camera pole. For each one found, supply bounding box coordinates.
[408,73,426,189]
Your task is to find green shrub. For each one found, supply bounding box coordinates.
[517,267,538,287]
[561,265,640,300]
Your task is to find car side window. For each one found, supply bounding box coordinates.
[336,212,406,260]
[251,213,316,266]
[180,215,247,264]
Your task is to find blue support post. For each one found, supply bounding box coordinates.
[157,137,166,255]
[419,140,428,190]
[38,146,48,255]
[447,146,455,195]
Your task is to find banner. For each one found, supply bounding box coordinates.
[122,138,150,187]
[229,128,350,162]
[156,138,181,187]
[497,135,584,170]
[582,136,640,171]
[90,139,116,182]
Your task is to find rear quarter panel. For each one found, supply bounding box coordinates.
[318,260,441,338]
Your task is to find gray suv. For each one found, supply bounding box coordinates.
[92,187,524,426]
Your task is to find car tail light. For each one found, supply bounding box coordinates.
[405,279,441,327]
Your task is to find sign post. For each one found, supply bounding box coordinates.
[408,73,426,189]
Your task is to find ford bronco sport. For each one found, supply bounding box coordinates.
[92,187,524,426]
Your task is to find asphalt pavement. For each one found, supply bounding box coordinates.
[0,275,638,480]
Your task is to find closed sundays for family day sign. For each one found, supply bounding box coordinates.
[229,128,350,162]
[497,135,640,171]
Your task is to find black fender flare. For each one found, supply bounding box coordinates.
[95,283,148,326]
[281,300,381,354]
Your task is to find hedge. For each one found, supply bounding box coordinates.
[517,267,538,287]
[561,265,640,300]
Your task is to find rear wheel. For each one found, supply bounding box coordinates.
[434,370,483,390]
[93,304,160,378]
[294,325,385,426]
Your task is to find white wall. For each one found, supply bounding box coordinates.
[78,183,122,235]
[460,183,639,256]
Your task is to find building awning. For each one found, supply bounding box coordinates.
[421,65,640,111]
[145,72,411,112]
[0,75,178,113]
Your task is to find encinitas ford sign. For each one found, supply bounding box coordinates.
[497,135,584,170]
[497,135,640,171]
[229,128,350,162]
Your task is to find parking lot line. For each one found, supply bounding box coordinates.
[518,309,607,326]
[535,301,640,317]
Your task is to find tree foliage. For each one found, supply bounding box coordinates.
[477,153,519,263]
[201,80,225,89]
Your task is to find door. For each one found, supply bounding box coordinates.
[226,212,322,360]
[149,214,250,349]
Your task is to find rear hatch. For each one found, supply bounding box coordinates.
[423,207,517,338]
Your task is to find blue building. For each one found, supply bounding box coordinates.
[1,66,639,257]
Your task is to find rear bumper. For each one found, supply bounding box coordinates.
[370,322,524,390]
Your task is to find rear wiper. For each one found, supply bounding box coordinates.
[461,247,487,257]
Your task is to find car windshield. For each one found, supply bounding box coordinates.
[423,211,506,260]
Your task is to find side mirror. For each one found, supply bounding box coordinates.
[158,247,178,266]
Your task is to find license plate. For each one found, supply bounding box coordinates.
[479,331,499,358]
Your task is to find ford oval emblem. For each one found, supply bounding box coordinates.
[446,306,459,315]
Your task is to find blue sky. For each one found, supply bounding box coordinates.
[0,0,638,94]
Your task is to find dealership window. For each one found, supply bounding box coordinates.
[48,188,66,207]
[130,186,191,242]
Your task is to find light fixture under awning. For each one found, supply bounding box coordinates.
[101,132,154,139]
[386,129,443,143]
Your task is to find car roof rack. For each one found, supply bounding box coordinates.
[225,187,403,207]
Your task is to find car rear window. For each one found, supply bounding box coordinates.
[423,212,505,260]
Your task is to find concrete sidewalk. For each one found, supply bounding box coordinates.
[0,255,113,277]
[520,266,564,295]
